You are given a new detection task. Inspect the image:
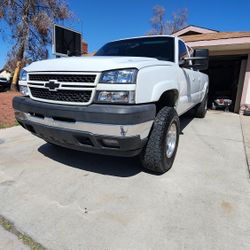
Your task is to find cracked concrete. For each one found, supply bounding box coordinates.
[0,226,29,250]
[0,215,45,250]
[0,111,249,249]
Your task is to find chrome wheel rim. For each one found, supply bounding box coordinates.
[166,122,177,158]
[205,98,208,110]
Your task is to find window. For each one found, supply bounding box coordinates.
[178,40,188,61]
[95,37,175,62]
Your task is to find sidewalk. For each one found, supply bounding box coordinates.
[240,114,250,174]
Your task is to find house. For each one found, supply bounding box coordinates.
[82,39,88,54]
[172,25,250,113]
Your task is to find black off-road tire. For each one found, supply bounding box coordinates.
[195,94,208,118]
[140,106,180,174]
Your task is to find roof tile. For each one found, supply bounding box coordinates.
[181,32,250,42]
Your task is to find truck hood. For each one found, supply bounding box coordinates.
[25,56,174,72]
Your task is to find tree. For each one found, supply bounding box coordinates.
[147,5,188,35]
[0,0,72,90]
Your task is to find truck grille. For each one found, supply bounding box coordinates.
[28,72,98,105]
[29,74,96,83]
[30,87,92,103]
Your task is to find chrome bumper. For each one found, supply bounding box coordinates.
[15,110,153,139]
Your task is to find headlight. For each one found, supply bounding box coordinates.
[20,69,27,81]
[19,85,29,96]
[95,91,135,104]
[99,69,137,84]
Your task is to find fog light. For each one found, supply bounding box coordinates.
[19,85,29,96]
[15,110,26,120]
[102,138,120,148]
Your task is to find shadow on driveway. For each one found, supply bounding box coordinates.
[38,113,194,177]
[180,111,194,134]
[38,143,143,177]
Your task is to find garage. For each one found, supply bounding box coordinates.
[206,55,247,112]
[173,25,250,113]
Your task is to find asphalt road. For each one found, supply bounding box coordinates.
[0,111,249,249]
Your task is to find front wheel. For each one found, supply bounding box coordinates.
[140,106,180,174]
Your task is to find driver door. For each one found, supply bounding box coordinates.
[177,40,195,113]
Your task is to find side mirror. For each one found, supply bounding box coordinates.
[181,49,209,71]
[193,49,209,70]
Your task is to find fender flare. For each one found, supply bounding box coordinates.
[150,81,179,103]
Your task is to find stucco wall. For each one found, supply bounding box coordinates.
[241,54,250,108]
[245,78,250,104]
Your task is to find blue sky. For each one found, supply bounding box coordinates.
[1,0,250,68]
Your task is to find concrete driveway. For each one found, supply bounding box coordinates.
[0,111,249,250]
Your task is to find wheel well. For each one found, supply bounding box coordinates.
[156,89,179,113]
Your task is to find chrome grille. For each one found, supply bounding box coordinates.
[29,74,96,83]
[28,72,98,105]
[30,87,92,103]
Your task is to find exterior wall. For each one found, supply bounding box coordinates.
[173,26,218,37]
[208,50,250,56]
[186,37,250,48]
[241,54,250,109]
[235,60,247,112]
[82,42,88,54]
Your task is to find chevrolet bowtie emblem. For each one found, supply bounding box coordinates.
[45,80,60,91]
[120,126,128,137]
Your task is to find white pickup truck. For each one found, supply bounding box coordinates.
[14,35,209,173]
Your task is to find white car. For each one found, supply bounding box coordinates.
[0,77,10,92]
[14,35,209,173]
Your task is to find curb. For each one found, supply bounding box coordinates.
[240,115,250,177]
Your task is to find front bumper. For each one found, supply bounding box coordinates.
[13,97,156,157]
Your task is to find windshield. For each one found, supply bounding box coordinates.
[95,37,175,62]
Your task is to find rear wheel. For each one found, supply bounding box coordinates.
[195,94,208,118]
[140,106,180,174]
[211,102,216,110]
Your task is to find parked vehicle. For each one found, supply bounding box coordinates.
[0,77,10,92]
[212,96,232,112]
[13,36,209,173]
